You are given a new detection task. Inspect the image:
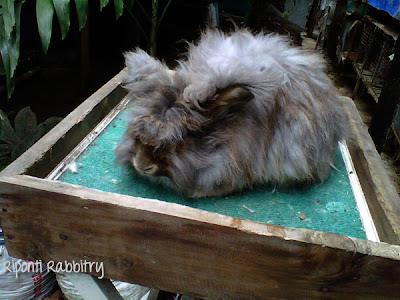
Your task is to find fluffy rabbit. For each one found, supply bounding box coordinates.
[117,29,349,198]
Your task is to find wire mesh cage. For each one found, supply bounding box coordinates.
[354,16,397,101]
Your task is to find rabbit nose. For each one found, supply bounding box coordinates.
[131,156,159,175]
[142,165,159,175]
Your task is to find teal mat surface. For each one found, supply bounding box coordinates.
[59,109,366,239]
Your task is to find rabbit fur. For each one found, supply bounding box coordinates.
[117,29,349,198]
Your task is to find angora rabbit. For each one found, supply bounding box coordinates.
[117,29,349,198]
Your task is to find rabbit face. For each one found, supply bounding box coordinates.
[119,86,181,176]
[129,138,160,175]
[128,137,170,177]
[117,29,350,198]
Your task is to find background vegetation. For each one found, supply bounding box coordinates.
[0,0,173,98]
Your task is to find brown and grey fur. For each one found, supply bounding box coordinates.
[117,29,349,198]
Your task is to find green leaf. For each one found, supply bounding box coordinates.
[52,0,70,39]
[100,0,109,11]
[3,0,16,37]
[36,0,55,54]
[0,23,13,77]
[114,0,123,19]
[11,116,61,159]
[0,0,24,98]
[14,0,24,63]
[14,106,37,140]
[0,38,16,97]
[74,0,87,30]
[125,0,134,10]
[13,0,25,57]
[11,136,36,159]
[0,144,12,156]
[9,1,23,73]
[32,116,62,141]
[0,109,20,145]
[0,16,13,97]
[1,0,23,98]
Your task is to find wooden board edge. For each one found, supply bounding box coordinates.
[1,174,400,299]
[341,96,400,245]
[0,69,127,178]
[1,174,400,260]
[46,94,131,181]
[338,141,380,242]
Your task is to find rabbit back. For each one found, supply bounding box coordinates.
[118,29,349,197]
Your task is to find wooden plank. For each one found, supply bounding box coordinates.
[338,141,379,242]
[306,0,320,37]
[1,175,400,299]
[46,95,131,181]
[326,0,348,60]
[367,15,399,41]
[342,96,400,245]
[345,21,362,61]
[0,69,127,178]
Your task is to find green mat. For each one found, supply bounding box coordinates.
[59,108,366,239]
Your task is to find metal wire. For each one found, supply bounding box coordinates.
[354,17,396,100]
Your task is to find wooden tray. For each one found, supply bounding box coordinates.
[1,70,400,299]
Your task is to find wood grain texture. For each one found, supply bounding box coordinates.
[342,96,400,245]
[1,175,400,299]
[0,69,127,178]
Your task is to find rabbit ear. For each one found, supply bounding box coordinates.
[209,86,253,116]
[124,49,167,83]
[123,49,174,95]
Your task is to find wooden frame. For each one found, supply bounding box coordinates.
[1,70,400,298]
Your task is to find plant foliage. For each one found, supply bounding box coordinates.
[0,106,62,170]
[0,0,132,98]
[0,0,24,98]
